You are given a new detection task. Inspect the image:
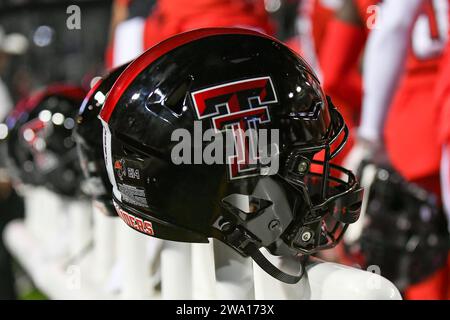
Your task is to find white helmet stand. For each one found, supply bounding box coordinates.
[161,240,254,299]
[66,199,92,262]
[253,249,310,299]
[212,240,255,299]
[305,259,402,299]
[21,186,68,258]
[191,242,216,299]
[5,202,402,300]
[189,240,255,299]
[160,241,192,299]
[158,238,401,300]
[3,187,110,299]
[90,200,117,288]
[116,223,158,299]
[252,248,402,300]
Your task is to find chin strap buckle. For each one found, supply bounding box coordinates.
[225,226,307,284]
[225,226,259,257]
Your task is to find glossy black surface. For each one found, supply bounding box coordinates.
[74,64,128,213]
[4,86,86,197]
[106,32,362,257]
[110,35,330,152]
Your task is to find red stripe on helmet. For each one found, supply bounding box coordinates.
[79,77,103,114]
[99,27,279,123]
[12,84,86,119]
[80,63,130,115]
[192,78,269,117]
[27,84,86,110]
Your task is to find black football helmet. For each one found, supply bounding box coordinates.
[74,65,128,215]
[3,85,86,197]
[99,28,363,283]
[347,162,449,291]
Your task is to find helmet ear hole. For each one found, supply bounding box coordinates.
[222,194,273,219]
[122,146,136,157]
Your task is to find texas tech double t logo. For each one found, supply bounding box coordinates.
[191,76,278,180]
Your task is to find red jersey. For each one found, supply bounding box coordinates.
[143,0,274,49]
[384,0,448,181]
[310,0,338,54]
[320,0,378,113]
[355,0,379,27]
[436,5,450,146]
[437,43,450,146]
[299,0,343,62]
[318,0,377,164]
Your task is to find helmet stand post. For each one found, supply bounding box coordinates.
[90,200,117,288]
[66,199,92,262]
[189,240,255,299]
[21,186,68,258]
[3,198,116,299]
[116,222,158,299]
[160,241,193,299]
[191,242,216,299]
[212,240,255,299]
[160,239,401,300]
[4,207,403,299]
[21,186,43,241]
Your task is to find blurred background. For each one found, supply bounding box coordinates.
[0,0,448,300]
[0,0,110,100]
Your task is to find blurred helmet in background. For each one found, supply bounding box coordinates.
[347,162,449,291]
[74,64,129,215]
[2,84,86,197]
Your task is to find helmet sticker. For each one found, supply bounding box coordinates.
[114,159,127,181]
[101,118,122,202]
[114,200,154,236]
[190,76,279,180]
[112,157,148,208]
[117,183,149,209]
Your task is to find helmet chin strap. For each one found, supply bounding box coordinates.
[224,226,307,284]
[221,177,308,284]
[245,242,307,284]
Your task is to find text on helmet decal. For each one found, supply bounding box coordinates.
[113,200,154,236]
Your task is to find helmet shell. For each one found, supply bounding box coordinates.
[5,85,86,197]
